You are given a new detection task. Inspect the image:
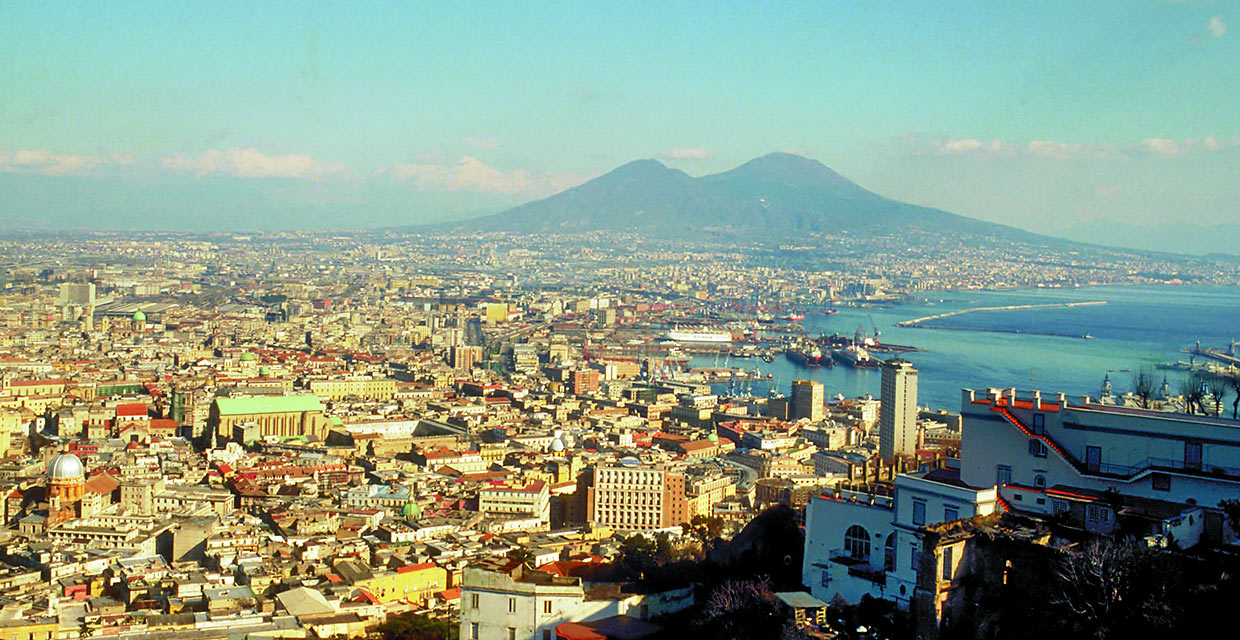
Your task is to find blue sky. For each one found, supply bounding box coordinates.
[2,1,1237,233]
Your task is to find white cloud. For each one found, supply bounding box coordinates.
[1139,138,1190,157]
[465,135,499,150]
[0,149,130,176]
[930,138,1003,155]
[1207,15,1228,37]
[381,155,586,196]
[161,147,344,178]
[659,147,714,160]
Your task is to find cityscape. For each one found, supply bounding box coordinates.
[3,3,1240,640]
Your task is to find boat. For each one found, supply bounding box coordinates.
[787,346,829,368]
[834,345,880,369]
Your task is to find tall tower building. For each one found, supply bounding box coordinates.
[879,359,918,463]
[791,379,824,422]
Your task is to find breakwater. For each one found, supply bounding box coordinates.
[894,300,1107,339]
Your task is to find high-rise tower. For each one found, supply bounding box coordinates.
[879,359,918,462]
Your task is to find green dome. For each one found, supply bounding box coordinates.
[401,501,421,521]
[132,310,147,322]
[240,352,256,362]
[707,432,719,443]
[258,365,270,376]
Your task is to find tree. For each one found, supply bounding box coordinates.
[377,614,458,640]
[1221,499,1240,539]
[1130,367,1156,409]
[1204,374,1229,417]
[509,547,537,570]
[1230,374,1240,420]
[693,578,793,640]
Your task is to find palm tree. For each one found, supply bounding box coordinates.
[510,547,537,570]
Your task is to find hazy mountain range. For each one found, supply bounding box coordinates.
[452,152,1041,243]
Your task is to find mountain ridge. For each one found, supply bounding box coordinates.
[449,152,1042,243]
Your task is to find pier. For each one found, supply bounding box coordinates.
[894,300,1106,339]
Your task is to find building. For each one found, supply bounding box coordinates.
[451,345,483,371]
[569,369,600,395]
[307,377,397,401]
[588,464,685,532]
[459,558,693,640]
[960,387,1240,537]
[792,380,824,422]
[879,359,918,463]
[58,282,96,307]
[800,465,998,610]
[209,394,328,442]
[480,480,551,523]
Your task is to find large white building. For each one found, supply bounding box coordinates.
[879,359,918,463]
[960,387,1240,525]
[479,480,550,523]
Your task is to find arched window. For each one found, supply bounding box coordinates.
[1034,475,1046,489]
[844,525,871,560]
[884,533,896,571]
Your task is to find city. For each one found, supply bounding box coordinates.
[3,3,1239,640]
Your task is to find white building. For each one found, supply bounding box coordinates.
[961,387,1240,524]
[479,480,550,523]
[459,560,693,640]
[801,464,997,609]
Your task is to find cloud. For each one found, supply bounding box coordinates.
[659,147,713,160]
[381,155,587,196]
[780,147,808,156]
[910,135,1239,160]
[465,135,499,150]
[0,149,130,176]
[1207,15,1228,37]
[161,147,344,178]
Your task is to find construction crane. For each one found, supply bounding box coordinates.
[867,313,881,339]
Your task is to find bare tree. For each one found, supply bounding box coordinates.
[1053,539,1135,639]
[1230,375,1240,420]
[1179,377,1199,415]
[1205,374,1229,417]
[1130,367,1155,409]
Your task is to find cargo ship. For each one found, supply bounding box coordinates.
[833,344,880,369]
[787,346,830,368]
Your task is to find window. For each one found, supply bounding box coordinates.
[1052,499,1069,514]
[1034,474,1046,489]
[1085,446,1101,473]
[844,525,871,560]
[944,506,958,522]
[543,631,552,640]
[1185,441,1202,471]
[508,597,516,613]
[507,628,516,640]
[884,534,896,571]
[543,600,552,615]
[821,568,831,587]
[1152,473,1171,491]
[996,465,1012,486]
[1086,504,1111,524]
[471,594,479,609]
[1028,439,1047,457]
[942,546,954,580]
[912,499,926,525]
[910,543,919,570]
[471,623,479,640]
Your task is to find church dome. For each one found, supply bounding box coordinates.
[550,438,566,452]
[48,453,85,480]
[132,310,147,322]
[240,352,256,362]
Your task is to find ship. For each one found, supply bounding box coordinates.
[787,346,830,368]
[834,344,880,369]
[664,329,733,343]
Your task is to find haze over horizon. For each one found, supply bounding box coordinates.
[2,1,1238,252]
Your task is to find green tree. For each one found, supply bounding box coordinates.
[377,614,458,640]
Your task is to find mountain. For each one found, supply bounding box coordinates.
[452,152,1039,242]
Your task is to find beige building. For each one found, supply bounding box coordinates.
[792,379,824,422]
[209,394,328,441]
[308,377,397,401]
[588,464,686,531]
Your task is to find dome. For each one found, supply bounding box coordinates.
[707,432,719,443]
[131,310,147,322]
[400,500,421,521]
[239,352,256,362]
[550,438,566,452]
[258,365,270,376]
[48,453,85,480]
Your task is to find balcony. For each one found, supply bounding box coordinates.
[828,548,887,585]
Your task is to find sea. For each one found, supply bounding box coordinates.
[692,284,1240,412]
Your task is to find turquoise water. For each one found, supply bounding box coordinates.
[695,285,1240,412]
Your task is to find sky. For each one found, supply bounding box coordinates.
[1,1,1238,239]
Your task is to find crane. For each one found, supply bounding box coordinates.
[867,313,881,340]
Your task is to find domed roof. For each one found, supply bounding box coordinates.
[239,352,256,362]
[707,432,719,442]
[550,438,566,452]
[400,500,421,520]
[48,453,85,480]
[132,310,147,322]
[258,365,270,376]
